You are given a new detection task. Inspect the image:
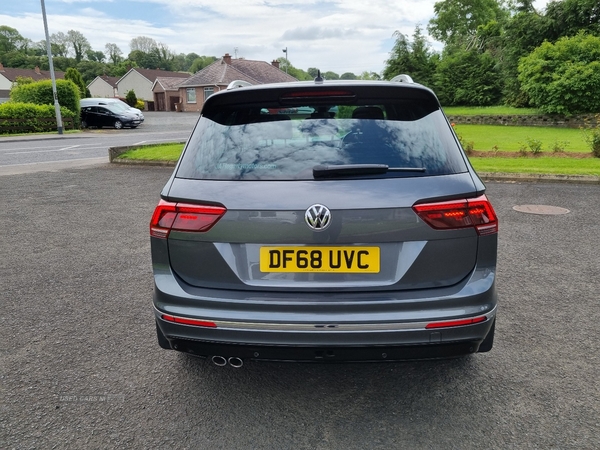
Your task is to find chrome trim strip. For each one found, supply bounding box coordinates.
[156,307,496,332]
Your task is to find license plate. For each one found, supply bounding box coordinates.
[259,246,380,273]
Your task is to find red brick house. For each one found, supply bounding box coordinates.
[174,53,297,112]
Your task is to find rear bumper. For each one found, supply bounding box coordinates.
[158,335,486,362]
[154,304,496,361]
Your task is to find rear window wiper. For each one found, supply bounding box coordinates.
[313,164,426,179]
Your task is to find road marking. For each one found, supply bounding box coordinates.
[0,143,99,153]
[5,145,85,155]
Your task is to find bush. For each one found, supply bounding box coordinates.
[135,99,145,110]
[0,102,76,134]
[9,79,80,121]
[125,89,137,107]
[518,33,600,115]
[581,114,600,158]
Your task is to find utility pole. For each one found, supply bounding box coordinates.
[282,47,288,74]
[40,0,63,134]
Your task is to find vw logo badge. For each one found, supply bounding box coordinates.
[305,204,331,231]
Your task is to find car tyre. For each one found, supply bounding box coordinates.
[114,120,123,129]
[81,120,87,129]
[478,319,495,352]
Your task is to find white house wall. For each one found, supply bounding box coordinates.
[0,75,12,91]
[88,78,116,98]
[117,71,152,101]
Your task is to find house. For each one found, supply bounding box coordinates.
[87,75,120,98]
[151,77,188,112]
[175,53,297,112]
[0,63,65,103]
[116,68,190,110]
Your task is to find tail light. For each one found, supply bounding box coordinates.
[412,195,498,235]
[150,199,226,239]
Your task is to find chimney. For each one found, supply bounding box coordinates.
[271,60,280,69]
[35,66,41,74]
[0,62,4,72]
[223,53,232,65]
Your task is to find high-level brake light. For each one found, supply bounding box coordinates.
[150,199,226,238]
[412,195,498,235]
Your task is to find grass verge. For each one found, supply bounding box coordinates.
[116,142,600,177]
[443,106,539,116]
[452,125,588,153]
[470,157,600,176]
[117,143,184,161]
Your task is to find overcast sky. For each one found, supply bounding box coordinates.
[2,0,550,75]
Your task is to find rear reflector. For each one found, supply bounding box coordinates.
[412,195,498,235]
[161,314,217,328]
[150,199,226,238]
[425,316,487,329]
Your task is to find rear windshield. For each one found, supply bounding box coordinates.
[176,94,467,180]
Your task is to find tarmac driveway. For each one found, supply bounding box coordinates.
[0,164,598,449]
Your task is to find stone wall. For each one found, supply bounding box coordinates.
[446,114,599,129]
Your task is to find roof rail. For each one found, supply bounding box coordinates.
[390,74,414,84]
[227,80,253,90]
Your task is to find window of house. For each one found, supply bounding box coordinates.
[204,87,214,101]
[186,88,196,103]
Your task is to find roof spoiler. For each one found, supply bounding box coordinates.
[390,74,414,83]
[227,80,253,90]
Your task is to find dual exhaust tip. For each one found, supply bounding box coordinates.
[211,355,243,368]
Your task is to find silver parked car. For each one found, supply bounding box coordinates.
[150,77,498,365]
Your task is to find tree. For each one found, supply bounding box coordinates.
[276,57,312,80]
[50,32,69,57]
[105,43,123,65]
[434,48,502,105]
[67,30,91,63]
[544,0,600,39]
[130,36,158,53]
[76,61,108,84]
[322,71,340,80]
[307,67,320,78]
[189,56,217,73]
[182,52,200,71]
[428,0,508,48]
[518,33,600,115]
[358,71,382,80]
[340,72,357,80]
[498,9,552,105]
[154,42,176,70]
[0,26,27,53]
[383,26,438,86]
[86,49,106,63]
[64,67,87,98]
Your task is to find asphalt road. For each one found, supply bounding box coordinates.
[0,163,599,449]
[0,112,198,174]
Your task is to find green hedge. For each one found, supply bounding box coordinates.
[9,79,80,120]
[0,102,76,134]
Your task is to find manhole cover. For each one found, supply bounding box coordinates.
[513,205,570,215]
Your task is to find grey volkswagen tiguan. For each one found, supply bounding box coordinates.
[150,77,498,364]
